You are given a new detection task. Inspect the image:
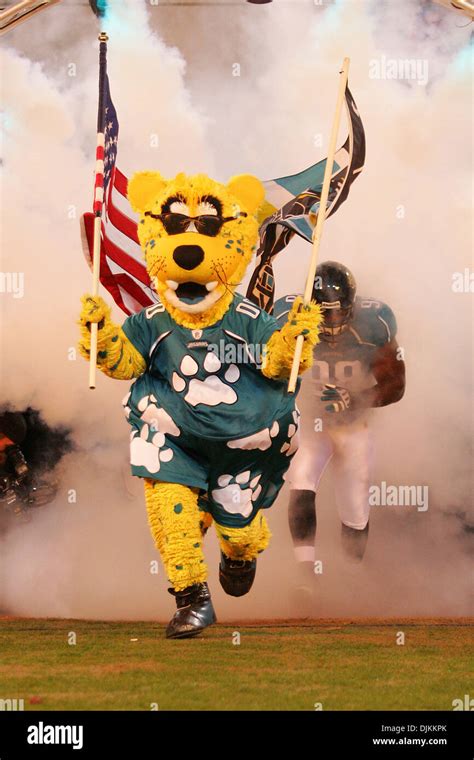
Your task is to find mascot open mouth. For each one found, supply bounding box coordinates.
[164,279,222,314]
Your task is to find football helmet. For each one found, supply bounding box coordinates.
[312,261,356,344]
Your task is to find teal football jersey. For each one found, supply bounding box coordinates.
[122,293,296,441]
[274,294,397,428]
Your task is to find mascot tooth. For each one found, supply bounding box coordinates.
[78,170,322,638]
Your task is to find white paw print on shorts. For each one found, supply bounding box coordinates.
[130,423,174,474]
[127,395,181,474]
[280,409,300,457]
[172,352,240,407]
[227,420,279,451]
[211,471,262,518]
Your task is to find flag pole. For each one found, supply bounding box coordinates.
[287,57,350,394]
[89,31,109,390]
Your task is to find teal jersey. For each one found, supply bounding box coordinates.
[122,293,295,441]
[274,294,397,428]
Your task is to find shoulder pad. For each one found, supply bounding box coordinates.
[353,298,397,345]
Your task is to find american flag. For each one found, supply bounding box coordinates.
[92,75,118,214]
[81,49,157,316]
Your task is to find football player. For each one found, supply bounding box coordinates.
[274,261,406,568]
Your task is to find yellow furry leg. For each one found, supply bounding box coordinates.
[143,479,208,591]
[214,512,271,561]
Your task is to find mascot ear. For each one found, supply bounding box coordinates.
[127,171,167,214]
[226,174,265,215]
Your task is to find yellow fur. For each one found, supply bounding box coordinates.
[144,479,210,591]
[78,295,146,379]
[144,478,269,586]
[215,512,271,561]
[127,171,264,329]
[262,297,323,380]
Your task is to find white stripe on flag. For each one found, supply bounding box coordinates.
[117,285,150,315]
[103,217,143,260]
[95,187,104,202]
[263,180,295,210]
[106,257,155,299]
[110,184,140,222]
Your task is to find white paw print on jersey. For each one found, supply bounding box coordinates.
[138,394,181,436]
[280,409,300,457]
[130,423,174,474]
[122,392,181,437]
[211,471,262,518]
[227,420,279,451]
[172,351,240,407]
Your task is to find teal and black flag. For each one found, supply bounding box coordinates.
[247,85,365,313]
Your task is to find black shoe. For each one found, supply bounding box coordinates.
[219,551,257,597]
[166,582,216,639]
[341,522,369,562]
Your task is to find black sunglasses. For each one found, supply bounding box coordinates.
[143,211,247,237]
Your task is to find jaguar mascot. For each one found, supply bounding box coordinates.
[79,170,321,638]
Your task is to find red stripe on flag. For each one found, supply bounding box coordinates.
[106,197,139,244]
[102,229,150,285]
[83,212,129,313]
[113,272,154,310]
[82,212,154,315]
[114,168,129,197]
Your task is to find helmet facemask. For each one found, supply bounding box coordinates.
[320,302,353,344]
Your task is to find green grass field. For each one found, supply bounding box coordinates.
[0,618,472,711]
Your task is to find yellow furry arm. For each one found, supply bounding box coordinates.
[261,297,322,381]
[78,294,146,380]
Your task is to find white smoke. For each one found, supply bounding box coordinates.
[0,0,214,619]
[0,0,472,620]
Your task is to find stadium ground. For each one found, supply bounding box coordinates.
[0,617,472,711]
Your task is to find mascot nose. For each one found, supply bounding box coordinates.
[173,245,205,271]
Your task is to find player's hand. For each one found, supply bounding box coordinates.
[79,294,111,332]
[321,384,351,413]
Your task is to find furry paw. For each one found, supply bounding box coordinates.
[282,297,322,345]
[78,294,118,357]
[79,294,111,330]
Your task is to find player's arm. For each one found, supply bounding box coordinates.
[261,297,322,381]
[322,339,405,413]
[352,339,406,410]
[78,294,146,380]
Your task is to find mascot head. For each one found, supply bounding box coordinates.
[128,171,265,327]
